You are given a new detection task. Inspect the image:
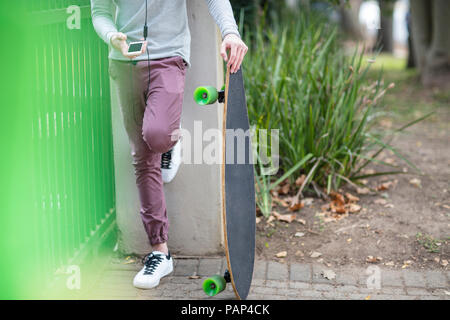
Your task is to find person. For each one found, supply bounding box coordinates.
[90,0,248,289]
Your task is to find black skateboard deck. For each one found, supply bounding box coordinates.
[194,66,256,300]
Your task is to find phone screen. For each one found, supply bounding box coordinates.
[128,42,143,53]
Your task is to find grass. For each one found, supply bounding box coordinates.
[416,233,442,253]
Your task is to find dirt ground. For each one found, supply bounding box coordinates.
[256,62,450,271]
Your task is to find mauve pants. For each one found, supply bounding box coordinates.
[109,56,186,246]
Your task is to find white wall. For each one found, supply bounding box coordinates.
[110,0,224,256]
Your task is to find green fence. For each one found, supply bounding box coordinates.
[29,1,116,292]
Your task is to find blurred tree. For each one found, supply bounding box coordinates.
[230,0,345,32]
[339,0,364,40]
[410,0,450,88]
[376,0,395,52]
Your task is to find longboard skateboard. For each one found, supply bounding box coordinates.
[193,66,256,300]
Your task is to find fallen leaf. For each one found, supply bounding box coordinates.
[297,218,306,225]
[295,174,306,187]
[272,211,297,223]
[188,274,201,279]
[330,192,345,206]
[377,182,391,191]
[365,295,371,300]
[310,251,322,258]
[256,217,261,224]
[440,259,448,267]
[295,250,304,257]
[322,269,336,280]
[280,183,290,195]
[356,187,370,195]
[345,192,360,203]
[347,203,361,213]
[384,203,394,208]
[289,201,304,212]
[366,256,381,263]
[374,199,387,205]
[384,157,396,165]
[303,197,314,206]
[276,251,287,258]
[409,178,422,188]
[273,196,289,207]
[267,216,276,224]
[385,261,395,266]
[294,232,305,238]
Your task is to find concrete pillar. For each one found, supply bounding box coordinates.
[110,0,224,256]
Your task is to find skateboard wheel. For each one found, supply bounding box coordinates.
[193,86,218,105]
[202,275,226,297]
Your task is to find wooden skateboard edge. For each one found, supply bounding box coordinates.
[221,66,242,300]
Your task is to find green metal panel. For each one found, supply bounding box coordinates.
[27,1,116,295]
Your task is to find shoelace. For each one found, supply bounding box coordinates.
[161,149,172,169]
[142,253,164,275]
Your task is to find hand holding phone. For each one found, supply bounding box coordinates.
[110,32,147,59]
[125,41,147,59]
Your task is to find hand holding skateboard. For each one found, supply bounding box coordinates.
[221,33,248,74]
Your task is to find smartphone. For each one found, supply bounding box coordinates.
[127,41,145,55]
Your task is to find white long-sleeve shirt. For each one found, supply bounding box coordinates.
[90,0,240,66]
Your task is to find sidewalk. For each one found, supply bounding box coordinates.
[86,256,449,300]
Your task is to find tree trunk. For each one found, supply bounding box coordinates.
[339,0,364,40]
[376,0,394,52]
[410,0,432,73]
[410,0,450,87]
[406,12,416,68]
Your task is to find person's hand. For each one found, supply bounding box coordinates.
[220,33,248,74]
[110,32,147,60]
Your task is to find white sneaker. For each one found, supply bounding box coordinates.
[161,138,181,183]
[133,251,173,289]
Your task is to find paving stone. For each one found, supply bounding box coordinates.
[197,258,222,276]
[290,263,311,282]
[312,264,336,284]
[173,259,199,276]
[265,280,288,289]
[380,286,407,295]
[280,288,303,297]
[403,270,427,287]
[267,261,288,280]
[381,269,404,287]
[322,291,349,300]
[301,289,325,298]
[335,284,360,293]
[349,293,370,300]
[335,270,358,285]
[311,283,336,292]
[253,260,267,279]
[406,287,432,296]
[289,281,311,289]
[251,279,265,286]
[252,286,277,295]
[424,270,448,288]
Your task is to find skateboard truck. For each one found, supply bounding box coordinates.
[202,269,232,297]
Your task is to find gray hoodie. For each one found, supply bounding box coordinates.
[91,0,240,66]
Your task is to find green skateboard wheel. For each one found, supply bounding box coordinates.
[202,275,226,297]
[193,86,218,105]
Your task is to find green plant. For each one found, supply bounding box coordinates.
[255,153,313,217]
[243,10,427,194]
[416,233,442,253]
